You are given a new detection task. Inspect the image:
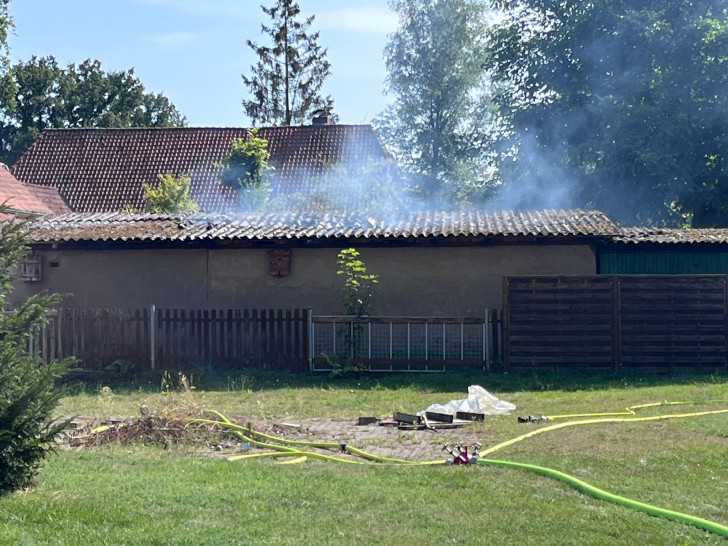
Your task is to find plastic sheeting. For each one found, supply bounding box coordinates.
[420,385,515,416]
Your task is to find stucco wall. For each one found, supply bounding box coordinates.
[12,244,595,316]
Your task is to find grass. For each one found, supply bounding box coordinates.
[1,368,727,545]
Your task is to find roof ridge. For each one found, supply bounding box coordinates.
[41,124,375,132]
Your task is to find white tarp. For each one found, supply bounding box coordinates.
[420,385,515,416]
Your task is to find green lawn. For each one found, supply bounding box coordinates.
[1,369,727,545]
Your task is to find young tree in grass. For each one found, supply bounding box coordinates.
[0,208,72,495]
[329,248,379,376]
[337,248,378,317]
[242,0,334,126]
[142,173,199,214]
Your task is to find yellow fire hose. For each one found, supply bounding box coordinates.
[188,401,728,538]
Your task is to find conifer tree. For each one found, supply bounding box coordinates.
[0,208,72,494]
[242,0,334,126]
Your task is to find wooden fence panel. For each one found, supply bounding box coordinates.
[504,276,615,369]
[504,275,728,370]
[618,276,727,369]
[33,307,309,371]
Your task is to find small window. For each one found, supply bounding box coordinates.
[21,255,42,282]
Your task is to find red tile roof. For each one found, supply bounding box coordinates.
[27,209,619,243]
[11,125,391,214]
[0,164,69,216]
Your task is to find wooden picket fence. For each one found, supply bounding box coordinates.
[32,307,310,371]
[504,275,728,370]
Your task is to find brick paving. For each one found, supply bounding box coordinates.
[259,417,488,463]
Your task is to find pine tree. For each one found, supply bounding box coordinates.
[0,207,72,494]
[242,0,334,126]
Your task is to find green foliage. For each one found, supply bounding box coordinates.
[242,0,335,126]
[217,129,272,210]
[0,0,11,67]
[0,208,72,495]
[486,0,728,226]
[376,0,498,204]
[142,173,199,214]
[333,248,379,377]
[0,56,186,165]
[266,159,410,215]
[336,248,378,317]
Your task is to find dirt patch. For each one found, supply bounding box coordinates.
[60,410,489,463]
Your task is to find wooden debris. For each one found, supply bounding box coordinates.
[393,412,420,425]
[425,411,454,423]
[456,411,485,422]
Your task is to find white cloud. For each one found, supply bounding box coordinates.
[313,6,397,35]
[145,31,204,47]
[134,0,251,19]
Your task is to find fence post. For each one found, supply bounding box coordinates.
[150,305,156,371]
[307,307,313,372]
[484,309,490,370]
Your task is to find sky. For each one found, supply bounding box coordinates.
[6,0,399,127]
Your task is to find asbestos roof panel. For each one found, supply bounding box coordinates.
[614,227,728,244]
[27,208,618,243]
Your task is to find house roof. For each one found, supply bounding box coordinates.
[613,227,728,245]
[10,125,391,214]
[0,164,69,216]
[27,209,619,243]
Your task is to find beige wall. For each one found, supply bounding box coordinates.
[12,244,596,316]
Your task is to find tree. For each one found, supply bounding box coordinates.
[217,129,272,210]
[0,0,10,67]
[0,208,72,494]
[142,173,199,214]
[0,0,14,161]
[0,56,186,165]
[242,0,334,126]
[376,0,498,204]
[485,0,728,227]
[337,248,378,317]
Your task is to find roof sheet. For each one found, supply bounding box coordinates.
[614,227,728,244]
[27,209,618,243]
[11,126,390,214]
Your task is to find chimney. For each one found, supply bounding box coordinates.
[311,109,331,126]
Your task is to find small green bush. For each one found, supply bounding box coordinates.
[0,211,72,494]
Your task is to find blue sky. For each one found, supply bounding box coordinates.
[6,0,398,127]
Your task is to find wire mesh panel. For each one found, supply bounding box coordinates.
[311,316,491,372]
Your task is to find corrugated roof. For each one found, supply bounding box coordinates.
[10,125,390,214]
[614,227,728,244]
[27,209,618,243]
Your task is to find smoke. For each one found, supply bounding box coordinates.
[485,0,728,226]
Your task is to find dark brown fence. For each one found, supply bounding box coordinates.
[32,307,310,371]
[504,275,728,370]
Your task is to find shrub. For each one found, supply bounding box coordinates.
[0,211,72,494]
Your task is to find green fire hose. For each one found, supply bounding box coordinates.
[190,401,728,538]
